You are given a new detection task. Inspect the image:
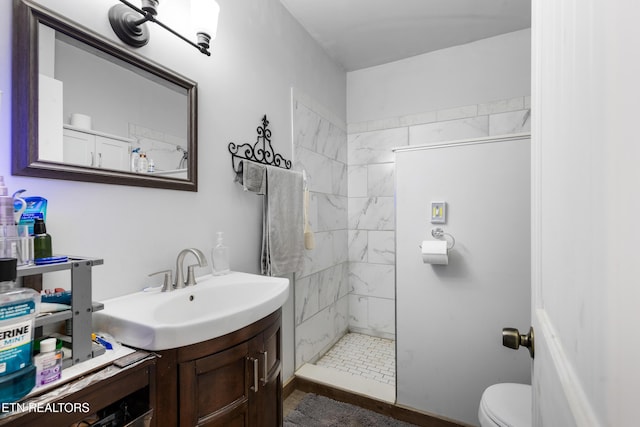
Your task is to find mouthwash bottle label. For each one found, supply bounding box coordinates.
[0,301,35,376]
[0,301,36,321]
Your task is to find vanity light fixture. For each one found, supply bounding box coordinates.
[108,0,219,56]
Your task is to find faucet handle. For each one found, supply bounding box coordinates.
[186,264,199,286]
[148,269,174,292]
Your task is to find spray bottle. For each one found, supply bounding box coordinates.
[0,176,14,227]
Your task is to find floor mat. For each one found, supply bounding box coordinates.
[283,393,417,426]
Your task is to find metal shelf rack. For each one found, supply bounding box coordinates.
[18,256,104,367]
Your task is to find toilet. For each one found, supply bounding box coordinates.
[478,383,532,427]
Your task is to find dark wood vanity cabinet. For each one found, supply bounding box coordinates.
[0,356,156,426]
[250,314,282,427]
[178,339,251,426]
[155,310,282,427]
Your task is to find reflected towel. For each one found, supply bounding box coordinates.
[235,160,266,193]
[237,160,304,276]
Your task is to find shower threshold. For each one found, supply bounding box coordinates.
[295,333,396,403]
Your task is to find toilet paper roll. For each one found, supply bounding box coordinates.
[421,240,448,265]
[70,113,92,130]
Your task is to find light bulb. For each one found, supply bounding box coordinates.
[191,0,220,45]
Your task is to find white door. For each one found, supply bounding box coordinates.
[531,1,640,426]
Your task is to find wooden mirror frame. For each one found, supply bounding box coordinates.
[12,0,198,191]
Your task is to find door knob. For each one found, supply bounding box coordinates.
[502,326,534,359]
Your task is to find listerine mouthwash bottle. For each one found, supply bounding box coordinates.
[0,257,39,404]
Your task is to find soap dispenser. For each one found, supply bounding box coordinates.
[212,232,229,275]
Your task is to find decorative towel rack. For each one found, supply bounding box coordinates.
[228,115,292,173]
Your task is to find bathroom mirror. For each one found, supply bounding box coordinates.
[12,0,198,191]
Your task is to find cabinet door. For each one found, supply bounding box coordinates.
[63,128,94,166]
[250,320,282,427]
[95,135,131,171]
[178,340,252,427]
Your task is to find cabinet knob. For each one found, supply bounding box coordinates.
[502,326,535,359]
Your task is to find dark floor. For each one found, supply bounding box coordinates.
[283,386,465,427]
[283,389,308,418]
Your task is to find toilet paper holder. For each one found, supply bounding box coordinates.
[419,230,451,265]
[430,227,455,250]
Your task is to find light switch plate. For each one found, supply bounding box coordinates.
[431,201,446,224]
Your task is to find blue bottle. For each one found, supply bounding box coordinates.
[0,258,39,404]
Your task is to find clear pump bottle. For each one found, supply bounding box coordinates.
[212,232,229,275]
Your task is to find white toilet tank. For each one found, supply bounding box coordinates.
[478,383,532,427]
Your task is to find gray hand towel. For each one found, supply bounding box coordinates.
[237,160,304,276]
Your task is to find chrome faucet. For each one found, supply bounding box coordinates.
[175,248,208,289]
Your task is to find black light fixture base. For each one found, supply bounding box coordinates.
[196,32,211,51]
[108,4,150,48]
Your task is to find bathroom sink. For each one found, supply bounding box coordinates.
[93,272,289,351]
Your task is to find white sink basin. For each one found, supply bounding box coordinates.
[93,272,289,351]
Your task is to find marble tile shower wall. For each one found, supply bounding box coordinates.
[347,95,531,339]
[293,100,349,369]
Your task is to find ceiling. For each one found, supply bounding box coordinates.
[279,0,531,71]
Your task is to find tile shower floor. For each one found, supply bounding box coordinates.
[315,333,396,386]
